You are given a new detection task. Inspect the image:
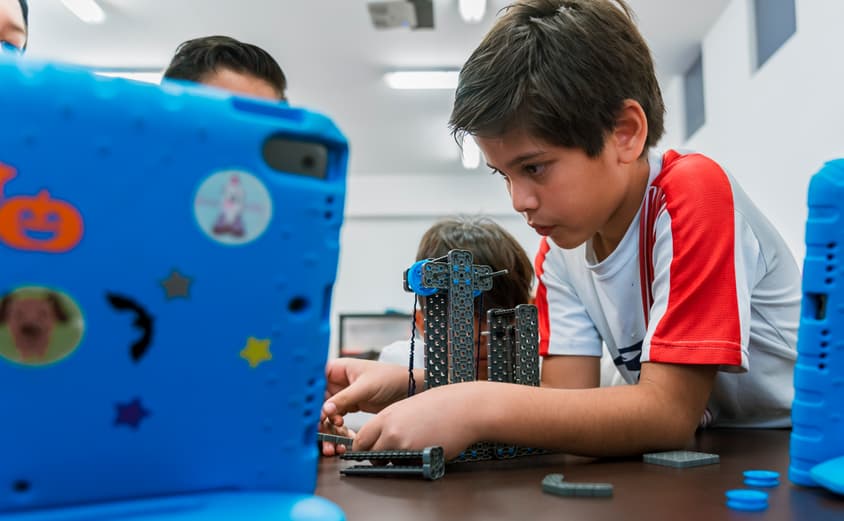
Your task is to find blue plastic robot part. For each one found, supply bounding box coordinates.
[725,489,768,512]
[405,259,439,296]
[405,258,486,297]
[789,158,844,494]
[810,456,844,495]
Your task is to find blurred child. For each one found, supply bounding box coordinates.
[321,215,534,455]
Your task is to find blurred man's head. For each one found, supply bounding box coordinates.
[0,0,27,52]
[163,35,287,101]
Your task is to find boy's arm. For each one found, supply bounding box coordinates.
[352,360,716,459]
[534,238,606,387]
[541,355,600,389]
[484,361,717,455]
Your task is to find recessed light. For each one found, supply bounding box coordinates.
[384,70,459,90]
[95,71,163,85]
[61,0,106,25]
[458,0,486,23]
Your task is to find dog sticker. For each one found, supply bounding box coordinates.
[0,287,85,366]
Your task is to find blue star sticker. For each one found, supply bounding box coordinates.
[115,398,150,429]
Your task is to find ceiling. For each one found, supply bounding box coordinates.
[27,0,730,175]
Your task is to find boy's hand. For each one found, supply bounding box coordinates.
[321,357,410,430]
[352,382,483,461]
[318,420,356,457]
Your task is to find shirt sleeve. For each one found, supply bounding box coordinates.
[535,238,603,357]
[641,154,751,369]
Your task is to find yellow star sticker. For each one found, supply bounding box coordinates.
[240,337,272,368]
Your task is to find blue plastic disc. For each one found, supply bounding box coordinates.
[745,478,780,487]
[744,470,780,480]
[726,500,768,512]
[725,489,768,512]
[406,259,438,296]
[743,469,780,487]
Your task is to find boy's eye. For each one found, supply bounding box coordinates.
[488,168,504,177]
[523,164,545,176]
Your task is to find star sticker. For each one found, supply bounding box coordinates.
[114,398,150,429]
[160,269,193,299]
[240,337,272,368]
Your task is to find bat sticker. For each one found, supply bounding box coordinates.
[106,293,154,363]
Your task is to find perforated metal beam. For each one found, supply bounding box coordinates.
[340,446,445,480]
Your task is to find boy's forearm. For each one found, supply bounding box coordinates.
[540,355,601,389]
[471,380,701,457]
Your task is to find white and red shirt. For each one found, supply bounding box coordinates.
[535,150,801,428]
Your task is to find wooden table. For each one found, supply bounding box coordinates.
[316,429,844,520]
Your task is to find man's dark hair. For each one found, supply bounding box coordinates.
[163,35,287,100]
[449,0,665,157]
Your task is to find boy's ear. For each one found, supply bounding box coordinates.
[611,99,649,163]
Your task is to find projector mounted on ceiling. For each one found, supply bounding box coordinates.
[367,0,434,30]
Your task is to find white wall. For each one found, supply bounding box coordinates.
[660,0,844,263]
[329,173,542,355]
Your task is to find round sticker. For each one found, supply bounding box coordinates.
[0,286,85,367]
[193,170,273,246]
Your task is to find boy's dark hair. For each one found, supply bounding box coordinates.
[163,35,287,100]
[449,0,664,157]
[416,216,534,312]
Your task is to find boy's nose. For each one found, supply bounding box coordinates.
[509,180,539,213]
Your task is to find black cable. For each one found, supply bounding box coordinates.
[408,294,418,397]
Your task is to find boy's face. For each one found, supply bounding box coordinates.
[200,68,282,101]
[477,128,635,250]
[0,0,26,51]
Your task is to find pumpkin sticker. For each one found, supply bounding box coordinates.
[193,170,273,246]
[0,286,85,367]
[0,162,84,253]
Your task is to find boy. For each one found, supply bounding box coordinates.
[0,0,27,53]
[321,215,535,456]
[162,35,287,101]
[322,0,801,459]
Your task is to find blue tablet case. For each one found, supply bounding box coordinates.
[790,158,844,495]
[0,53,347,520]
